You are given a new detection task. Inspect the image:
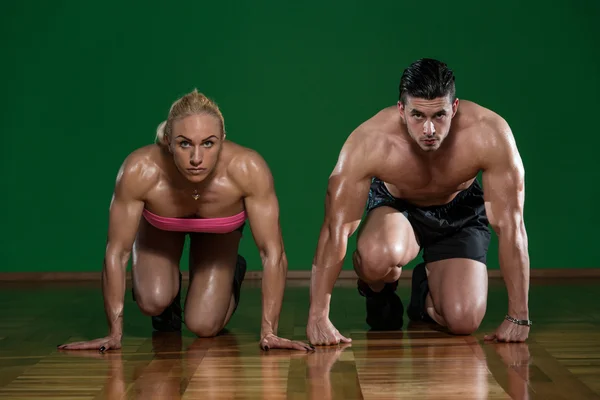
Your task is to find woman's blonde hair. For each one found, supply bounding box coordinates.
[155,89,225,144]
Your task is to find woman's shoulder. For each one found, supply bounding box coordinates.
[222,141,273,191]
[223,141,270,172]
[120,144,164,171]
[114,145,163,195]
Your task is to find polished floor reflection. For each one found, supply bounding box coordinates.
[0,278,599,399]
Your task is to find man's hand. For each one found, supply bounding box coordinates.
[484,319,530,343]
[307,317,352,346]
[57,336,122,352]
[481,117,530,344]
[260,334,315,352]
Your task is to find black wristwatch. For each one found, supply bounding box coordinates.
[505,314,532,327]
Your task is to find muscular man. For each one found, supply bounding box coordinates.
[58,89,312,352]
[307,58,531,344]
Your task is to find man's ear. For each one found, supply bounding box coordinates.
[397,101,406,123]
[452,98,460,117]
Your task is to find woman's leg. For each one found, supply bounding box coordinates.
[131,217,186,331]
[183,229,245,337]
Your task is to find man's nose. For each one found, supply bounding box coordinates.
[423,120,435,136]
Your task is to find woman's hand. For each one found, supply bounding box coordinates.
[260,333,315,352]
[57,336,122,352]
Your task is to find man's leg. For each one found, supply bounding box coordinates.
[425,258,488,334]
[353,206,420,330]
[407,226,490,335]
[406,177,491,334]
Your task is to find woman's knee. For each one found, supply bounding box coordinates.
[184,312,225,337]
[354,238,406,282]
[135,288,176,316]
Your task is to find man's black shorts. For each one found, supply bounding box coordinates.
[365,177,491,265]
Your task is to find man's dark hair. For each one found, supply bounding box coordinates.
[398,58,456,104]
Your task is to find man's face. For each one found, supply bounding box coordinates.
[398,95,459,152]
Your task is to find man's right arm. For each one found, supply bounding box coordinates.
[103,158,153,339]
[308,133,373,335]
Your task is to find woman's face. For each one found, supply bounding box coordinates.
[168,113,224,183]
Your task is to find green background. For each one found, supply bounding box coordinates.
[2,1,598,273]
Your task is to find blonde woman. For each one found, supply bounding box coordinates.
[59,90,312,352]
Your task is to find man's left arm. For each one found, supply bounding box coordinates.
[234,151,313,351]
[481,117,531,342]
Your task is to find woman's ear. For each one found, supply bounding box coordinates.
[164,134,173,153]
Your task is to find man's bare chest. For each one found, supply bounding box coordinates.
[376,156,481,204]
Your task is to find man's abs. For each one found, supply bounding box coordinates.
[383,176,478,207]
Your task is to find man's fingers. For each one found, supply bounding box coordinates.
[309,331,345,346]
[337,342,353,351]
[510,334,527,343]
[483,333,497,341]
[484,324,529,344]
[338,333,352,343]
[311,339,335,346]
[308,335,325,346]
[319,336,338,346]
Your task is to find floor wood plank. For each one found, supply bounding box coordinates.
[0,278,598,399]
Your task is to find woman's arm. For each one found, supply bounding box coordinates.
[231,149,313,351]
[58,153,156,351]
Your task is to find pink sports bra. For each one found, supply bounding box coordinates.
[142,209,247,234]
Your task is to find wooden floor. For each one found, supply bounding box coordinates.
[0,278,599,399]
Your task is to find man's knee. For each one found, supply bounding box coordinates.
[443,301,486,335]
[354,239,406,282]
